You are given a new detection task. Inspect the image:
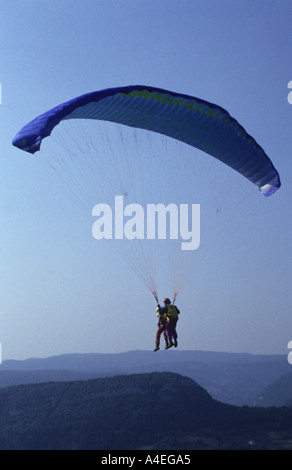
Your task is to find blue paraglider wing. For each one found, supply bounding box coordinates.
[12,85,281,196]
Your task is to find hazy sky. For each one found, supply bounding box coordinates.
[1,0,292,360]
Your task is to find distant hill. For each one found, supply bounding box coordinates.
[0,372,292,450]
[255,373,292,407]
[0,350,290,406]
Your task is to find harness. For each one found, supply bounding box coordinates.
[167,304,179,319]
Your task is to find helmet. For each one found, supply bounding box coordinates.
[163,298,171,304]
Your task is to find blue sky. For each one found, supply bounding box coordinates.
[1,0,292,360]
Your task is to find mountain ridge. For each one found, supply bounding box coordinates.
[0,371,292,450]
[0,350,290,407]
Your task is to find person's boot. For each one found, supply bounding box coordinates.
[153,346,160,352]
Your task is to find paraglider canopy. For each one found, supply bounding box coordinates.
[13,85,281,196]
